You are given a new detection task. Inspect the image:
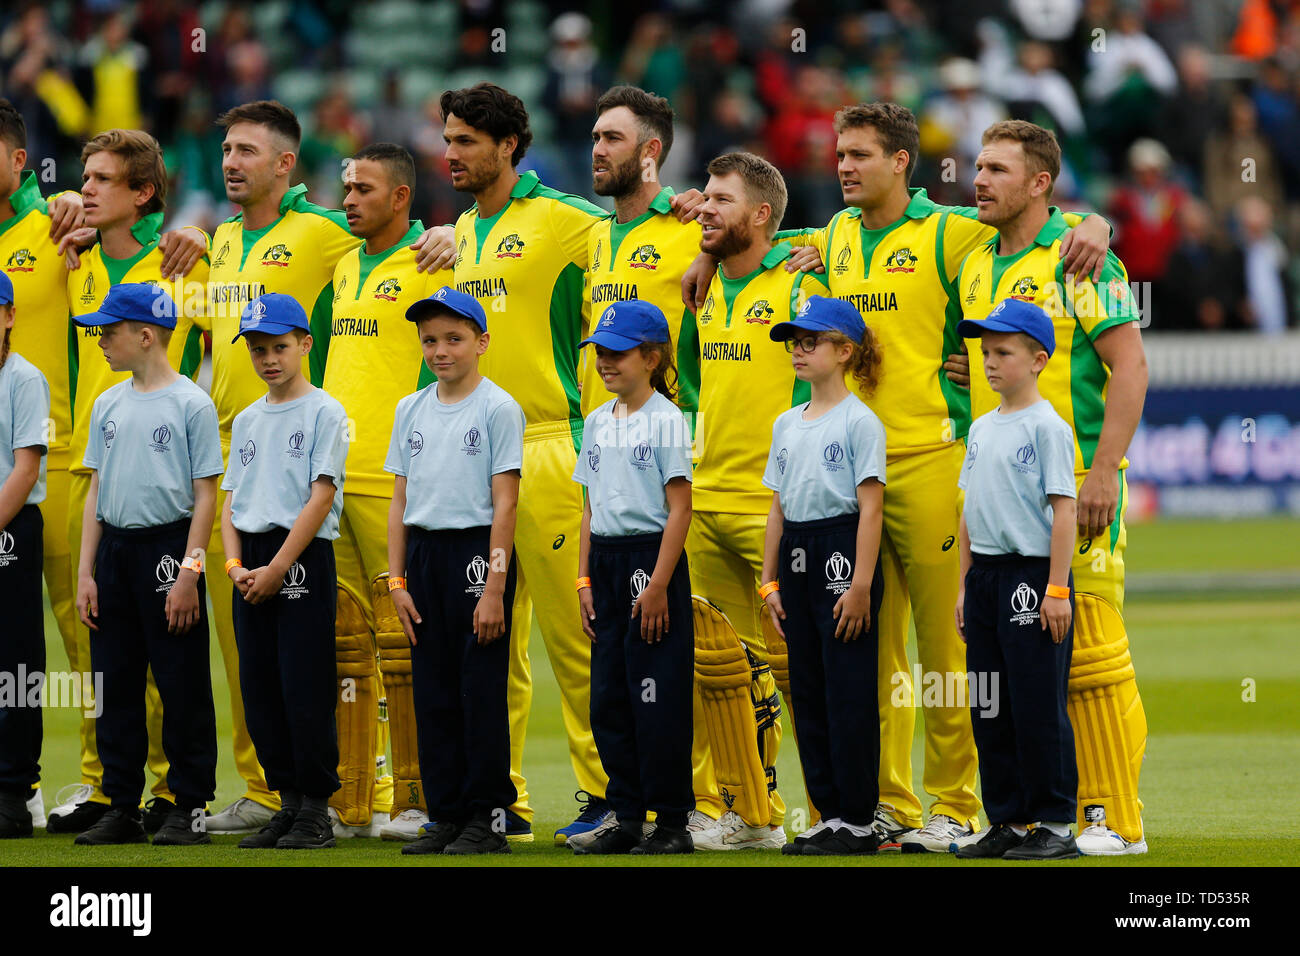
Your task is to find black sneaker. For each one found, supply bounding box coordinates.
[277,809,335,850]
[800,826,882,856]
[402,821,461,855]
[153,807,211,845]
[629,825,693,855]
[74,807,147,845]
[1003,826,1080,861]
[0,790,33,838]
[782,822,836,856]
[142,797,176,836]
[572,824,641,855]
[47,796,110,834]
[239,808,297,849]
[956,823,1029,859]
[443,815,509,855]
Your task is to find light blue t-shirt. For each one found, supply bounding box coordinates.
[958,399,1077,557]
[762,394,887,522]
[83,375,224,529]
[221,387,348,539]
[572,391,693,536]
[0,353,49,507]
[384,377,525,531]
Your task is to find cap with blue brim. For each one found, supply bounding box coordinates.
[231,293,310,343]
[957,297,1056,356]
[73,281,178,330]
[0,271,12,306]
[769,295,866,344]
[580,299,670,351]
[405,286,488,332]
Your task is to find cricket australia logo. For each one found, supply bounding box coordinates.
[1010,582,1039,625]
[462,426,482,456]
[408,430,423,456]
[744,299,775,324]
[374,277,401,301]
[213,241,230,267]
[587,443,601,472]
[239,440,256,466]
[155,554,180,593]
[777,447,788,475]
[465,554,489,597]
[884,247,918,273]
[0,530,15,567]
[822,441,845,473]
[834,245,852,276]
[628,244,661,270]
[281,561,309,600]
[495,234,525,259]
[287,430,305,460]
[824,551,852,595]
[5,248,36,272]
[630,440,653,470]
[630,568,650,600]
[102,420,117,448]
[261,243,293,267]
[1010,276,1039,301]
[150,424,172,453]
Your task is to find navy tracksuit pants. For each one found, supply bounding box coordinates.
[91,519,217,810]
[588,532,693,830]
[232,530,340,799]
[406,525,517,823]
[963,553,1077,825]
[0,505,44,794]
[778,513,883,827]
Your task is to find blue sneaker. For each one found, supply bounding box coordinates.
[504,808,534,844]
[553,790,611,846]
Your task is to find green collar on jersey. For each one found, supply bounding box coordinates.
[982,206,1071,252]
[6,171,48,218]
[844,187,941,224]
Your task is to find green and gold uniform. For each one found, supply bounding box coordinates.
[959,208,1146,842]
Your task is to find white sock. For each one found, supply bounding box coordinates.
[1038,821,1071,837]
[826,817,845,831]
[840,821,874,838]
[1010,824,1029,836]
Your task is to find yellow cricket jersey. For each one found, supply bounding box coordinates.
[322,220,451,498]
[959,208,1140,477]
[1,172,72,468]
[66,213,207,477]
[779,188,1094,456]
[202,184,359,436]
[580,187,701,418]
[693,245,829,514]
[452,170,606,443]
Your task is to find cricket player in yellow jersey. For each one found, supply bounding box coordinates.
[432,83,613,842]
[581,87,701,420]
[959,121,1148,855]
[682,152,833,851]
[323,143,449,841]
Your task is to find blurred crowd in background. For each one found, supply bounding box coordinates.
[2,0,1297,333]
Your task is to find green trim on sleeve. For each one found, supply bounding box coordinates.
[66,313,78,420]
[529,181,609,219]
[935,211,971,439]
[178,325,204,379]
[308,282,334,385]
[675,307,700,420]
[550,261,586,451]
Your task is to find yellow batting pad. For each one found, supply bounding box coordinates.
[374,573,422,815]
[331,585,378,827]
[1068,593,1146,843]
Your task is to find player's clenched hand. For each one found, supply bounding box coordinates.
[243,564,285,605]
[411,225,456,273]
[682,252,717,311]
[579,586,596,641]
[1076,468,1118,538]
[165,573,201,634]
[1040,595,1071,644]
[47,191,86,244]
[944,349,971,387]
[158,226,207,280]
[58,227,97,269]
[833,581,871,641]
[229,566,254,598]
[954,589,966,643]
[763,590,786,638]
[784,245,824,274]
[1059,215,1109,282]
[391,587,422,646]
[670,188,706,224]
[474,591,506,645]
[631,581,669,644]
[76,574,99,631]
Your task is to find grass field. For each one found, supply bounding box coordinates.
[4,517,1298,867]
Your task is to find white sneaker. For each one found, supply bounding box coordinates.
[27,787,45,829]
[1077,823,1148,855]
[720,810,786,849]
[791,818,832,843]
[379,808,429,842]
[47,783,93,821]
[205,797,275,834]
[900,813,973,853]
[328,806,390,839]
[566,814,654,850]
[871,802,914,851]
[949,829,986,853]
[688,809,730,851]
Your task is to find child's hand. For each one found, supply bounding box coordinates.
[955,588,966,643]
[631,581,669,644]
[165,573,201,634]
[579,585,596,642]
[474,590,506,645]
[76,574,99,631]
[243,564,284,605]
[230,565,253,595]
[832,581,871,642]
[1040,595,1072,644]
[391,587,422,645]
[763,590,786,638]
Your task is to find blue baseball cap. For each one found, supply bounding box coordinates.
[958,298,1056,356]
[0,271,12,306]
[580,300,670,351]
[406,286,488,333]
[232,293,309,343]
[769,295,866,344]
[73,282,178,330]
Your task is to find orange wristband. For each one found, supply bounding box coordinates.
[387,576,407,592]
[181,555,203,574]
[758,581,779,599]
[575,577,592,591]
[1045,584,1070,599]
[224,558,242,574]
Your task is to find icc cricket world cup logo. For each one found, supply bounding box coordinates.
[1010,582,1039,625]
[630,568,650,600]
[466,555,489,596]
[824,551,852,595]
[281,562,310,599]
[0,530,15,567]
[155,554,180,592]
